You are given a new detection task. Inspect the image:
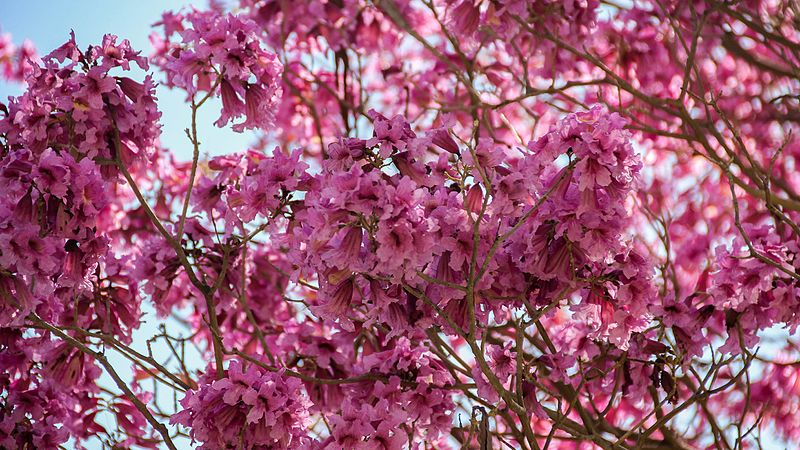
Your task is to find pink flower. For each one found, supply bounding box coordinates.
[322,226,364,270]
[313,277,356,330]
[0,224,61,278]
[156,10,283,131]
[216,79,245,127]
[489,341,517,383]
[367,110,418,158]
[448,1,481,37]
[0,33,37,82]
[171,360,311,449]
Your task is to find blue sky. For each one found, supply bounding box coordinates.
[1,0,256,161]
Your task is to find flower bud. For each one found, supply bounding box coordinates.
[220,79,243,113]
[465,184,483,213]
[117,76,146,100]
[431,129,459,154]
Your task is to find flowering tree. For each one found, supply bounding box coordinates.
[1,0,800,448]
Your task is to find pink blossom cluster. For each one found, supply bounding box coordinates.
[514,106,652,348]
[1,1,800,449]
[0,31,164,449]
[709,225,800,352]
[2,33,159,171]
[0,32,158,324]
[0,32,36,82]
[171,360,311,449]
[153,9,283,131]
[315,338,455,448]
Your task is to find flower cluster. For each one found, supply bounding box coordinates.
[0,32,36,82]
[3,0,800,448]
[2,33,159,171]
[171,360,311,449]
[238,0,409,52]
[154,10,283,131]
[709,225,800,352]
[508,106,650,348]
[0,378,70,449]
[320,338,455,448]
[0,32,162,447]
[0,32,158,324]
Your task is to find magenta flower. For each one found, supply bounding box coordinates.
[171,360,311,449]
[156,10,283,131]
[2,2,799,449]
